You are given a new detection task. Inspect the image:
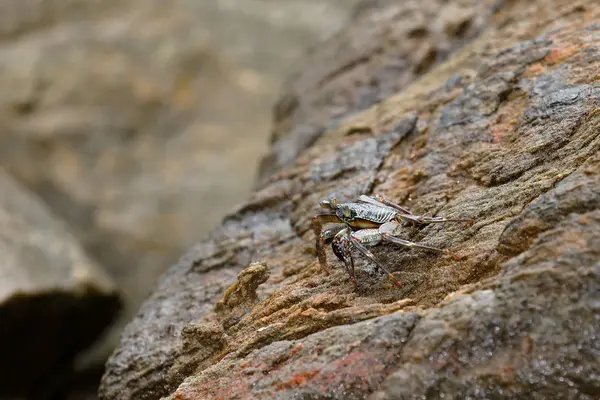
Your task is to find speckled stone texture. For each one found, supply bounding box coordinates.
[100,0,600,399]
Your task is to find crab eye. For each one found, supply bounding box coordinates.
[339,205,355,219]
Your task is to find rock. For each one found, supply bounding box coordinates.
[101,0,600,399]
[0,0,362,369]
[0,169,119,397]
[260,0,498,182]
[214,261,271,330]
[172,312,421,400]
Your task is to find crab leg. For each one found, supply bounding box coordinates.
[360,194,473,225]
[397,213,474,226]
[348,235,403,288]
[316,224,346,274]
[312,214,342,235]
[379,222,460,260]
[331,229,359,287]
[339,245,359,288]
[312,214,343,272]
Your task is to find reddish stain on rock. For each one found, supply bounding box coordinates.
[523,62,546,77]
[544,46,579,64]
[491,127,507,143]
[276,370,320,390]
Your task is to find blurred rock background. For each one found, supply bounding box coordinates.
[0,0,361,398]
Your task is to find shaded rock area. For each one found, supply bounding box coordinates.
[0,169,119,398]
[100,0,600,399]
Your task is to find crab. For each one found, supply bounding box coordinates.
[312,194,473,288]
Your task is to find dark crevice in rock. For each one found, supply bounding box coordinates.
[0,291,120,398]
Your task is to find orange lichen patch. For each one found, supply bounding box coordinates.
[289,343,304,356]
[522,62,546,77]
[336,351,386,376]
[276,370,321,390]
[310,350,388,394]
[490,112,519,144]
[543,46,579,65]
[577,215,592,225]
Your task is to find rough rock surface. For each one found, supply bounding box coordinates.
[260,0,498,181]
[0,169,119,397]
[101,0,600,399]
